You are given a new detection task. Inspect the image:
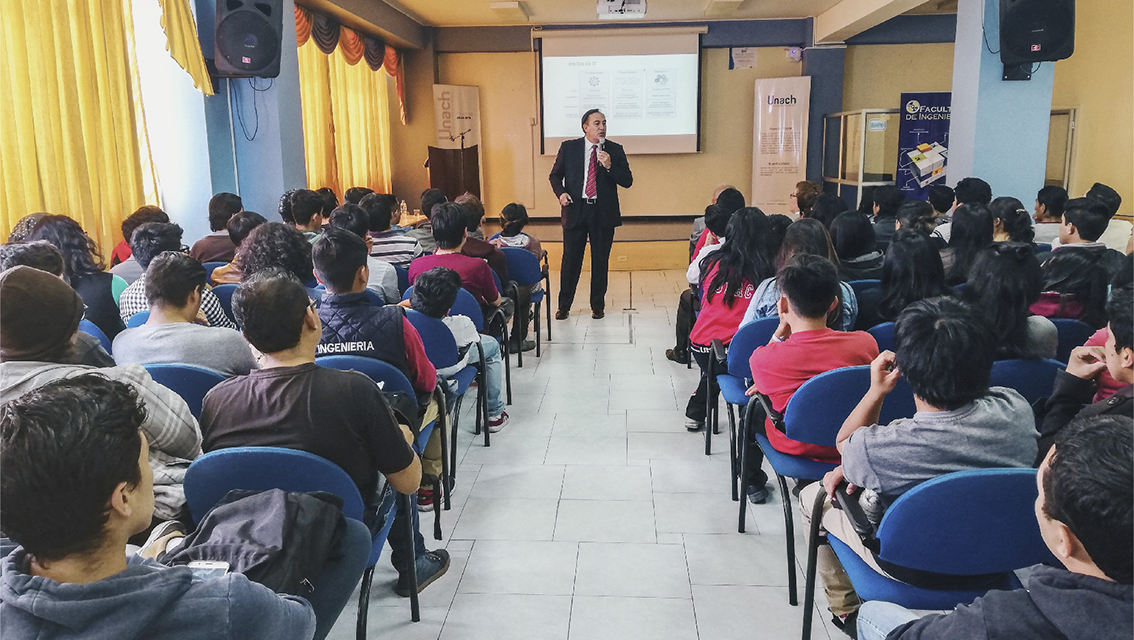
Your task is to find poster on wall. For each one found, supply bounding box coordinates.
[751,76,810,214]
[895,92,951,199]
[433,85,482,150]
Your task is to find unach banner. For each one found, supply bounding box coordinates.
[895,91,951,200]
[751,76,811,214]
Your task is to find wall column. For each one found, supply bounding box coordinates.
[802,46,845,184]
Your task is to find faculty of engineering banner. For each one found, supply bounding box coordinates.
[896,92,951,199]
[751,76,811,214]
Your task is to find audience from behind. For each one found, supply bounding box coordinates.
[1085,182,1131,252]
[7,213,48,243]
[289,190,326,242]
[491,203,544,258]
[1071,255,1134,402]
[117,223,236,330]
[410,266,508,431]
[344,186,374,205]
[791,180,822,218]
[1038,284,1133,460]
[829,211,883,281]
[315,187,338,227]
[926,184,954,218]
[27,214,128,339]
[962,242,1057,360]
[189,192,242,263]
[860,414,1132,640]
[742,218,858,332]
[670,203,735,365]
[683,208,778,433]
[857,229,954,330]
[806,193,847,230]
[767,214,794,249]
[453,194,509,283]
[688,185,741,252]
[0,265,200,522]
[361,192,424,266]
[210,210,267,285]
[199,268,449,597]
[940,203,993,285]
[1039,197,1127,284]
[453,192,487,240]
[408,188,448,254]
[742,255,880,504]
[111,205,169,274]
[869,185,904,251]
[112,252,258,377]
[1034,185,1069,244]
[801,296,1038,635]
[1034,247,1110,329]
[278,189,299,225]
[236,222,316,287]
[0,375,315,640]
[686,204,734,286]
[933,176,993,242]
[328,204,399,304]
[989,196,1036,245]
[895,199,937,236]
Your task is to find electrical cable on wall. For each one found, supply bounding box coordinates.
[232,77,273,141]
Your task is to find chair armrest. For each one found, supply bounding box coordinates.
[484,305,510,340]
[710,338,727,364]
[833,483,875,539]
[754,392,785,434]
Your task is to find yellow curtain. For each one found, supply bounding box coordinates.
[296,39,340,195]
[0,0,152,257]
[157,0,215,96]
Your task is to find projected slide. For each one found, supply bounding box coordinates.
[542,53,699,153]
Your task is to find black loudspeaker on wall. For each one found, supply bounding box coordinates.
[999,0,1075,66]
[214,0,283,78]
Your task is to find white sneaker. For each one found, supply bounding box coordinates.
[685,418,704,432]
[488,411,509,433]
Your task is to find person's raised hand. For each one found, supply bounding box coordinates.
[773,316,791,343]
[1066,345,1108,381]
[559,192,573,207]
[597,150,611,169]
[869,350,900,395]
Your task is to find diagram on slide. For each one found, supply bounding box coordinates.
[904,142,948,187]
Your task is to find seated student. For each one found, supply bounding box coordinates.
[895,199,937,236]
[1033,247,1110,329]
[1074,258,1134,403]
[0,266,200,522]
[858,414,1133,640]
[111,205,169,274]
[237,222,317,288]
[742,255,879,503]
[210,210,267,285]
[453,193,509,283]
[361,192,424,266]
[199,269,449,597]
[190,192,242,263]
[0,375,318,640]
[990,196,1036,246]
[1038,284,1133,461]
[408,188,448,255]
[344,186,374,205]
[666,204,735,365]
[940,203,993,285]
[409,266,508,431]
[1033,185,1069,245]
[491,202,544,257]
[1038,197,1127,284]
[409,203,514,320]
[829,211,883,281]
[800,297,1038,636]
[117,223,236,330]
[741,219,859,332]
[855,229,954,330]
[1085,182,1131,252]
[315,187,338,229]
[870,185,904,251]
[933,176,992,243]
[112,252,258,377]
[791,180,822,218]
[27,215,129,340]
[804,193,847,230]
[0,242,114,367]
[691,188,746,258]
[327,204,399,304]
[926,184,953,222]
[289,190,326,243]
[962,242,1057,360]
[689,185,738,256]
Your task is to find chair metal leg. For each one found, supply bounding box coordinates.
[502,336,512,405]
[438,402,451,512]
[704,357,714,456]
[738,416,749,533]
[355,566,374,640]
[432,475,443,540]
[400,493,420,622]
[481,359,491,448]
[801,488,828,640]
[516,298,525,368]
[727,404,738,501]
[778,472,798,606]
[534,302,541,357]
[450,395,462,484]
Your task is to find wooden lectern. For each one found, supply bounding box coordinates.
[427,145,480,200]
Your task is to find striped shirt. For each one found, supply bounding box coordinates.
[118,273,237,329]
[369,230,425,267]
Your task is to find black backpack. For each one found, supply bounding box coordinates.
[160,488,345,596]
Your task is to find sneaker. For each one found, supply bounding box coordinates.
[395,549,451,597]
[665,348,690,365]
[591,309,605,319]
[685,417,704,432]
[746,484,771,505]
[488,411,509,433]
[831,609,859,639]
[509,339,536,353]
[139,519,188,557]
[417,487,435,512]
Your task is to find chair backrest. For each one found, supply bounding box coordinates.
[183,447,365,524]
[990,359,1065,404]
[488,232,501,241]
[1051,318,1096,363]
[78,319,112,354]
[725,318,780,380]
[783,365,917,446]
[867,321,895,352]
[143,364,227,418]
[500,247,542,287]
[451,288,486,332]
[211,283,238,319]
[202,262,226,282]
[126,311,150,328]
[405,310,461,368]
[491,270,504,294]
[876,468,1055,575]
[847,279,881,299]
[393,265,410,295]
[315,354,416,397]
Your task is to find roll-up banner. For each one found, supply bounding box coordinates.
[751,76,811,214]
[895,91,951,199]
[433,84,482,149]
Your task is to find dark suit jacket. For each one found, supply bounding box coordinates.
[548,137,633,230]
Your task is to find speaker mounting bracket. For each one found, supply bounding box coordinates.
[1002,63,1032,81]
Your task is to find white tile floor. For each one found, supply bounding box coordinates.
[326,270,844,640]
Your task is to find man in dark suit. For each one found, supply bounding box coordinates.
[548,109,633,319]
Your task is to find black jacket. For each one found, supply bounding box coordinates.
[889,565,1133,640]
[839,252,885,282]
[316,292,414,392]
[548,137,633,230]
[1038,370,1133,463]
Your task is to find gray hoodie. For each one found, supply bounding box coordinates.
[1,548,315,640]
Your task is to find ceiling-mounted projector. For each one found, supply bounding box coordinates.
[597,0,646,20]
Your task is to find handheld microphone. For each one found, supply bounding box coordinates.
[598,136,605,153]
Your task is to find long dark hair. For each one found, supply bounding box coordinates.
[775,219,837,270]
[948,203,994,282]
[700,207,777,307]
[1041,249,1109,328]
[26,215,105,282]
[879,229,954,320]
[963,243,1043,359]
[989,196,1035,244]
[499,203,529,237]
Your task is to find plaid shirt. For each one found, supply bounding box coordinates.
[119,273,236,329]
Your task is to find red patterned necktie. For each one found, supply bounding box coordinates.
[585,144,598,199]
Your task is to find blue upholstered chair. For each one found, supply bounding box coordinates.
[867,321,895,353]
[1051,318,1095,363]
[501,246,549,362]
[126,310,150,328]
[143,364,226,419]
[78,319,112,355]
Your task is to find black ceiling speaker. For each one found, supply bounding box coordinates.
[1000,0,1075,66]
[214,0,283,78]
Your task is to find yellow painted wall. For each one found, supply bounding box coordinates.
[387,45,439,209]
[842,43,955,112]
[1052,0,1134,215]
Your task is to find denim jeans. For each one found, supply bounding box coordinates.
[369,485,425,579]
[856,601,920,640]
[478,336,506,418]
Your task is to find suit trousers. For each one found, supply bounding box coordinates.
[559,203,614,313]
